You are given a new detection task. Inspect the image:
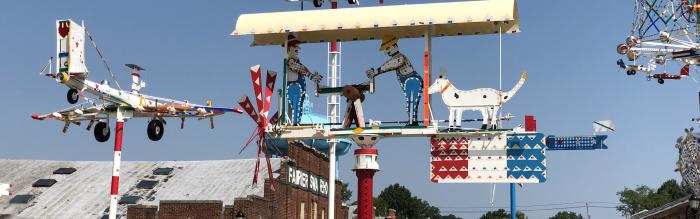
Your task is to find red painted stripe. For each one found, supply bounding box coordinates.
[114,122,124,151]
[354,148,378,155]
[423,51,430,126]
[111,176,119,195]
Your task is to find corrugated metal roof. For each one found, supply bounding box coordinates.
[630,195,691,219]
[0,159,280,219]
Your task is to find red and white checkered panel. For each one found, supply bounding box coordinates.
[430,134,546,184]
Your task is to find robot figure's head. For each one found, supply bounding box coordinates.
[287,45,300,57]
[286,34,301,57]
[383,44,399,56]
[379,35,399,55]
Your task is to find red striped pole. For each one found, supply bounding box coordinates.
[108,118,124,219]
[354,148,379,219]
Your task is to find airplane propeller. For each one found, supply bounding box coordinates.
[238,65,279,188]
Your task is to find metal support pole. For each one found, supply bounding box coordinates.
[351,135,381,219]
[281,38,288,124]
[423,27,432,126]
[356,168,376,219]
[108,110,125,219]
[586,202,590,219]
[326,40,340,219]
[510,183,516,219]
[328,2,339,218]
[499,25,502,90]
[354,148,378,219]
[329,142,337,219]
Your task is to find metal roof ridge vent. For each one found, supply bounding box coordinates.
[118,195,142,205]
[53,167,77,174]
[9,194,34,204]
[152,167,174,176]
[135,180,158,190]
[32,179,57,187]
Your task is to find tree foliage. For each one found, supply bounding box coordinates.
[479,209,526,219]
[549,211,584,219]
[374,183,461,219]
[340,182,352,202]
[616,179,692,217]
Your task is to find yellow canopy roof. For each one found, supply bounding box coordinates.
[233,0,519,46]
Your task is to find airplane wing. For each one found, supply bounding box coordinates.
[136,94,243,118]
[31,103,108,123]
[193,105,244,114]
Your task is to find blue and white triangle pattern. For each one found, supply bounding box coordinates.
[506,133,547,183]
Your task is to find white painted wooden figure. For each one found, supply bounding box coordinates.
[428,70,526,129]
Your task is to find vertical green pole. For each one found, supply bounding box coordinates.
[280,38,288,125]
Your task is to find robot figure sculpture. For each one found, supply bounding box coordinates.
[367,36,423,126]
[285,35,317,125]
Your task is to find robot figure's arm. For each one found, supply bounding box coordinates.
[377,55,406,74]
[288,58,311,76]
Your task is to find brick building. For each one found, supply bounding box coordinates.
[128,142,349,219]
[0,142,348,219]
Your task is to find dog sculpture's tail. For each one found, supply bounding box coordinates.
[502,72,527,103]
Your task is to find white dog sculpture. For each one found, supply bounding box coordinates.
[428,70,526,129]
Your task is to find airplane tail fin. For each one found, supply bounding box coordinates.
[617,59,626,69]
[681,64,690,77]
[56,19,88,83]
[503,72,527,103]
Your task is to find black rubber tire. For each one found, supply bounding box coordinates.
[67,89,79,104]
[629,70,636,75]
[94,122,110,142]
[147,119,165,141]
[658,78,665,84]
[313,0,323,7]
[348,0,357,4]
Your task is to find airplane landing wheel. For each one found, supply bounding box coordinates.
[627,70,636,75]
[94,122,110,142]
[147,119,164,141]
[313,0,323,7]
[658,78,665,84]
[67,89,79,104]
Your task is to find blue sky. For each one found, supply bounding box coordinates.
[1,0,696,218]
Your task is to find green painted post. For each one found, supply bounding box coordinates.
[280,44,288,124]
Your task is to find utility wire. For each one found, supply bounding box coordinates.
[441,205,617,214]
[438,201,620,209]
[86,29,123,90]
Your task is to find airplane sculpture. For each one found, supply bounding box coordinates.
[32,19,242,142]
[615,0,697,84]
[616,58,689,84]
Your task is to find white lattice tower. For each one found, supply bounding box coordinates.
[327,42,341,129]
[327,3,342,218]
